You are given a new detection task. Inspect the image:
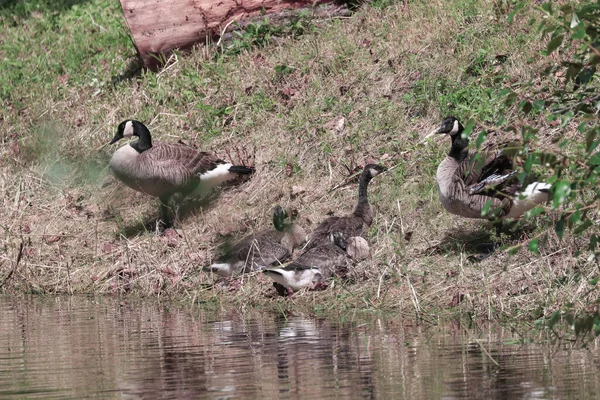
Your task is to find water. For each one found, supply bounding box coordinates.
[0,297,599,399]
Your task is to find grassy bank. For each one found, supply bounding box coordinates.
[0,0,598,333]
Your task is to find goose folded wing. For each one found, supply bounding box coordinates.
[467,171,519,196]
[309,216,364,245]
[186,152,227,175]
[138,149,195,186]
[232,230,289,266]
[459,150,514,187]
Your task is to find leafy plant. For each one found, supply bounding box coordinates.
[219,14,312,58]
[503,1,600,339]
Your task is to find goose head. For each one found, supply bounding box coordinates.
[110,120,151,144]
[363,164,387,180]
[272,205,289,232]
[435,116,464,137]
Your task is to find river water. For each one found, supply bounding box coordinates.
[0,296,598,399]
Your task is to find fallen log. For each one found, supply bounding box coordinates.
[119,0,351,69]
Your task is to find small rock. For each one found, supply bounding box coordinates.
[347,237,370,261]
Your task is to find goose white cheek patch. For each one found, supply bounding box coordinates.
[123,121,134,137]
[450,120,459,135]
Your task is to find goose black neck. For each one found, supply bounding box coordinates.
[449,134,469,162]
[358,172,372,205]
[130,122,152,153]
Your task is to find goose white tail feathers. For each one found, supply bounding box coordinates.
[262,266,322,292]
[198,163,254,190]
[506,182,551,218]
[204,263,235,277]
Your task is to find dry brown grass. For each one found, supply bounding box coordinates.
[0,0,597,326]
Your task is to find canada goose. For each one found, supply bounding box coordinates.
[205,205,307,277]
[306,164,387,248]
[434,116,551,221]
[263,164,385,293]
[108,120,254,227]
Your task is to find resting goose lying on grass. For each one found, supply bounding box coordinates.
[205,205,306,277]
[263,164,386,294]
[108,120,254,228]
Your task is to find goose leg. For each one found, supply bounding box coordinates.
[273,282,290,297]
[170,192,186,226]
[158,195,172,231]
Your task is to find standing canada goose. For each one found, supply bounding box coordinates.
[263,164,386,294]
[434,116,551,221]
[108,120,254,227]
[205,205,307,277]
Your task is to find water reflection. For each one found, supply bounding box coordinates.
[0,296,598,399]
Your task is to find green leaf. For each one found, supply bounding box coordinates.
[475,131,488,149]
[588,153,600,166]
[572,23,586,40]
[552,181,572,208]
[574,220,593,235]
[528,238,539,254]
[565,312,574,327]
[547,311,560,329]
[588,277,599,286]
[507,2,525,24]
[541,2,552,13]
[481,200,492,217]
[590,234,598,251]
[547,34,564,54]
[461,119,475,140]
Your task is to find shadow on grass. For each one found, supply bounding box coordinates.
[111,57,144,86]
[0,0,94,18]
[424,221,537,261]
[114,192,221,238]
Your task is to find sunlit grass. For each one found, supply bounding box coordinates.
[0,0,595,334]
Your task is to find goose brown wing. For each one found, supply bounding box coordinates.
[230,230,289,266]
[459,150,514,187]
[307,216,365,248]
[185,152,227,175]
[137,144,197,186]
[288,242,346,278]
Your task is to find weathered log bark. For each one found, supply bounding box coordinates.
[119,0,350,69]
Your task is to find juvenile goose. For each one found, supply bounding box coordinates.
[263,164,386,293]
[434,116,551,221]
[108,120,254,226]
[205,206,307,277]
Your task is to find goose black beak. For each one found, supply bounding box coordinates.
[109,135,121,145]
